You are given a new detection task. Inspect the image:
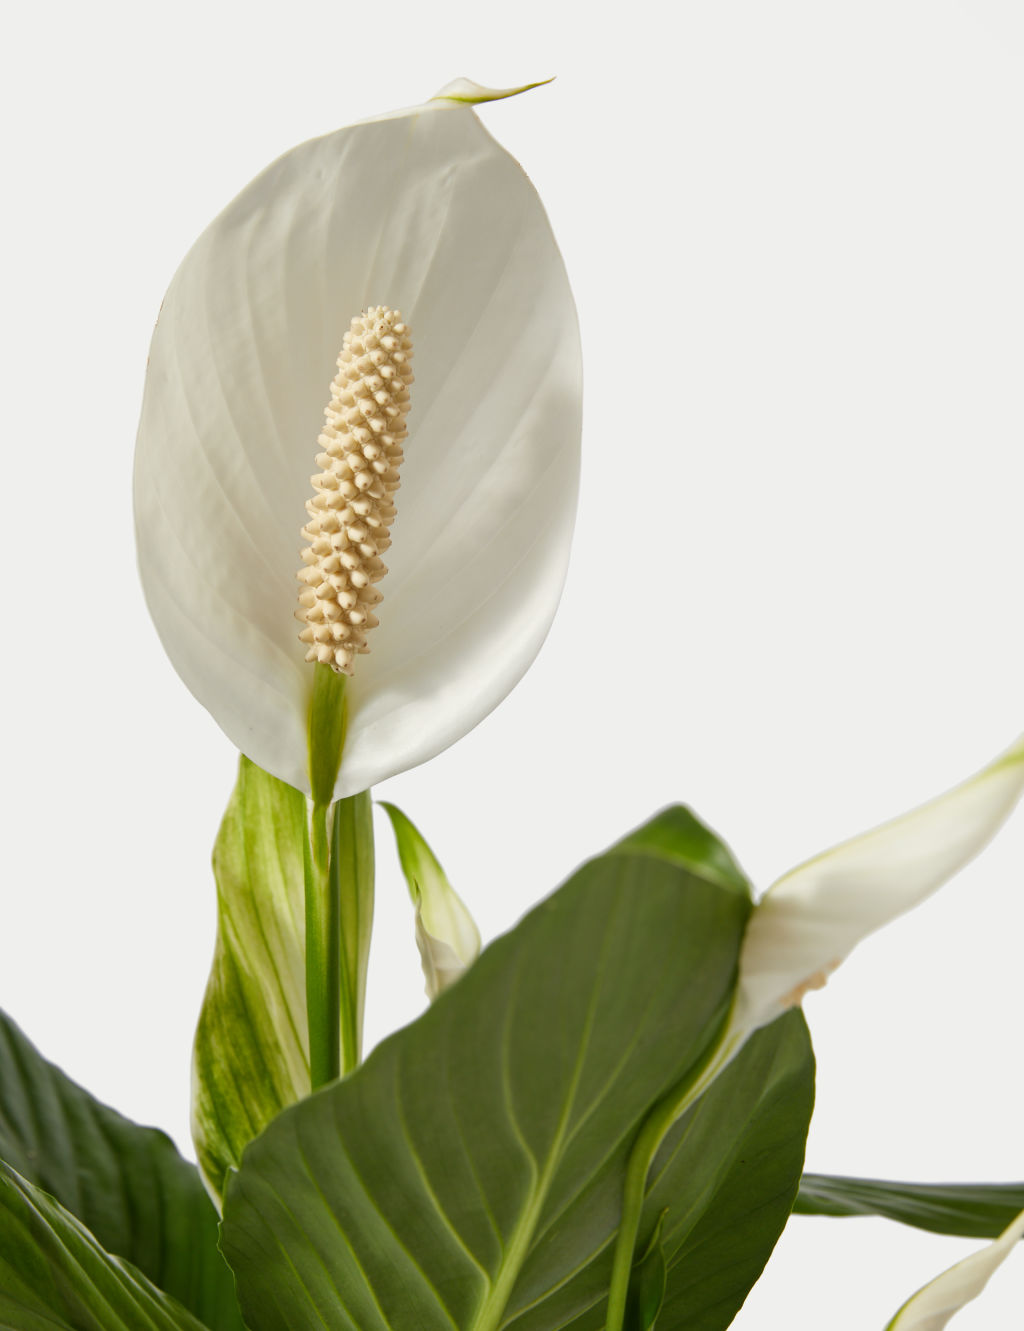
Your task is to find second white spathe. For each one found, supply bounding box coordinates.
[671,732,1024,1128]
[734,733,1024,1035]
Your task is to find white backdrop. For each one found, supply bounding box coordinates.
[2,1,1023,1326]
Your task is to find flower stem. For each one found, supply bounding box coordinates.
[303,793,376,1088]
[305,800,340,1089]
[333,791,375,1074]
[304,664,363,1090]
[604,1033,738,1331]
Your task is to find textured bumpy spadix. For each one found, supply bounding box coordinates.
[297,308,413,673]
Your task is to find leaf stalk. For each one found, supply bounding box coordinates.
[604,1031,739,1330]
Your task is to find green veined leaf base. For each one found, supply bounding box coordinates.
[221,807,814,1331]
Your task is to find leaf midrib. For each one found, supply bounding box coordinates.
[465,900,620,1331]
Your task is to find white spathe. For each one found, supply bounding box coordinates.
[673,733,1024,1148]
[733,735,1024,1036]
[885,1205,1024,1330]
[135,85,581,800]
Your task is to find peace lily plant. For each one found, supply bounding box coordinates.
[1,78,1022,1331]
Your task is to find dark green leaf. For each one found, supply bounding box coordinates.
[625,1210,668,1331]
[0,1161,209,1330]
[796,1173,1024,1239]
[611,806,751,899]
[0,1008,243,1330]
[222,807,784,1331]
[526,1011,813,1331]
[649,1011,814,1330]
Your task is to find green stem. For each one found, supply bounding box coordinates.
[304,664,350,1091]
[604,1097,679,1330]
[333,791,375,1074]
[604,1032,738,1330]
[304,800,340,1089]
[303,666,375,1087]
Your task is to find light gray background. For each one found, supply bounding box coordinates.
[2,1,1022,1325]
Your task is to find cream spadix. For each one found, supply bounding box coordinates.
[134,84,581,800]
[297,307,413,674]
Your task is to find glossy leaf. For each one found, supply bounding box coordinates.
[506,1015,812,1331]
[886,1204,1024,1329]
[192,754,309,1203]
[796,1173,1024,1240]
[221,808,753,1330]
[221,808,813,1331]
[611,805,752,900]
[0,1008,242,1330]
[645,1011,813,1331]
[0,1162,209,1330]
[380,800,480,996]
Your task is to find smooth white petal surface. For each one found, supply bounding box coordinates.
[733,735,1024,1033]
[886,1206,1024,1330]
[135,97,581,799]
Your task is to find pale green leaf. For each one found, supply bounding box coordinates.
[192,754,309,1203]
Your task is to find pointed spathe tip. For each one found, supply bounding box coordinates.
[431,76,555,106]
